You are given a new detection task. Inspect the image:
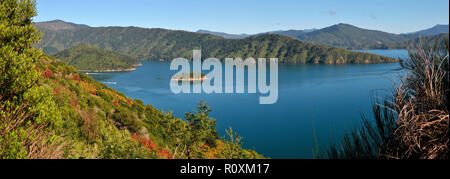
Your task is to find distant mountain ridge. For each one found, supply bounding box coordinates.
[196,24,449,49]
[197,29,315,39]
[407,25,449,36]
[35,20,396,65]
[33,20,90,31]
[196,30,251,39]
[395,33,449,49]
[295,23,409,49]
[265,29,305,38]
[36,20,447,50]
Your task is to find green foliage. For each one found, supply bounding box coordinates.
[53,43,140,72]
[1,2,263,159]
[22,55,263,159]
[99,123,153,159]
[0,0,63,159]
[35,22,396,64]
[0,0,42,101]
[223,127,244,159]
[111,107,144,133]
[181,101,218,158]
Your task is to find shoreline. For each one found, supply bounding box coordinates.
[79,63,142,73]
[171,77,208,82]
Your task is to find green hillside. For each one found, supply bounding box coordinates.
[53,43,141,72]
[407,24,449,36]
[1,0,262,159]
[32,56,264,159]
[394,33,449,49]
[296,23,409,50]
[35,21,396,64]
[197,24,448,50]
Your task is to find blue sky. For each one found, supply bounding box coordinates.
[35,0,449,34]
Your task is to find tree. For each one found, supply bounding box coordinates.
[0,0,43,101]
[0,0,61,159]
[223,127,244,159]
[181,101,218,159]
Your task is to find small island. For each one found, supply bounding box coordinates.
[53,43,142,72]
[171,72,207,83]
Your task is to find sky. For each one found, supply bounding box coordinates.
[34,0,449,34]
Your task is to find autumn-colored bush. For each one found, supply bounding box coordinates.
[69,98,78,110]
[158,148,173,159]
[113,99,119,106]
[73,74,81,82]
[53,86,61,97]
[132,134,157,150]
[44,68,53,78]
[81,109,100,143]
[131,134,173,159]
[90,89,97,96]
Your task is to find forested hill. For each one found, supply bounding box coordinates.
[2,1,263,159]
[33,20,90,31]
[35,21,396,64]
[295,23,408,50]
[407,25,449,36]
[197,29,251,39]
[284,24,448,49]
[29,55,264,159]
[197,24,448,50]
[394,33,449,49]
[53,43,141,72]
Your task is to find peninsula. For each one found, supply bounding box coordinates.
[53,43,142,72]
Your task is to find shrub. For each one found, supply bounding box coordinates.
[327,39,449,159]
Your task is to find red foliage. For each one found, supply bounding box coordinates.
[132,134,157,150]
[69,98,78,110]
[44,68,53,78]
[113,99,119,106]
[59,84,69,93]
[131,134,173,159]
[158,148,173,159]
[73,74,82,82]
[53,87,63,102]
[90,89,97,96]
[54,87,61,97]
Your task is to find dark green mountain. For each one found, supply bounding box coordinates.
[273,25,448,49]
[295,23,408,50]
[395,33,449,49]
[197,29,309,39]
[195,24,448,50]
[407,25,449,36]
[36,21,396,65]
[197,30,251,39]
[266,29,306,38]
[33,20,90,31]
[53,43,141,72]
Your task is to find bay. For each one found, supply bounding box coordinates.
[90,49,408,159]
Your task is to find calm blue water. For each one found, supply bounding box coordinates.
[90,49,408,159]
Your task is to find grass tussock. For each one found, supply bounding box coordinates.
[327,38,449,159]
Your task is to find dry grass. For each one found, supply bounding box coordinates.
[0,101,65,159]
[327,38,449,159]
[383,41,449,159]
